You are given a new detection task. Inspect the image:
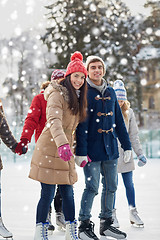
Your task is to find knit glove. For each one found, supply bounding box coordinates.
[138,154,147,167]
[75,155,92,167]
[15,138,29,155]
[58,144,73,161]
[124,150,132,163]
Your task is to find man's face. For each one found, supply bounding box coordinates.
[88,61,104,85]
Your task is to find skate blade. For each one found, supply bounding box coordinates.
[100,236,127,240]
[0,237,13,240]
[130,221,144,228]
[57,225,66,232]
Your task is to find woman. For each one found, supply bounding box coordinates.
[15,69,66,232]
[29,51,88,240]
[113,80,147,228]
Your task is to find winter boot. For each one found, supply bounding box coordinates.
[34,222,49,240]
[0,217,13,239]
[65,219,79,240]
[100,217,127,239]
[56,211,66,231]
[112,209,120,228]
[47,206,55,233]
[78,219,99,240]
[129,207,144,227]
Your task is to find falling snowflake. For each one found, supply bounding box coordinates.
[46,123,51,128]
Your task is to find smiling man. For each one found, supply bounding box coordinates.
[75,55,132,240]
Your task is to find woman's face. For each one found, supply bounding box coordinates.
[118,100,125,108]
[70,72,85,90]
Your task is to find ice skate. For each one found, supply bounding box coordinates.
[56,212,66,231]
[34,222,49,240]
[100,218,127,239]
[78,219,99,240]
[112,209,120,228]
[65,219,79,240]
[0,217,13,239]
[129,207,144,227]
[46,206,55,234]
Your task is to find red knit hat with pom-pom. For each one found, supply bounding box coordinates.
[65,51,87,78]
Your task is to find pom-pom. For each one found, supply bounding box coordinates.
[114,80,124,88]
[71,51,83,61]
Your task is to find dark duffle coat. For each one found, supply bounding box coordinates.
[76,84,131,161]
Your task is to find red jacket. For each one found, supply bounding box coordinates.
[21,91,47,143]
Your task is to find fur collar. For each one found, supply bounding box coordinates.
[44,80,69,102]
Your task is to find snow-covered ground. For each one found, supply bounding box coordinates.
[1,158,160,240]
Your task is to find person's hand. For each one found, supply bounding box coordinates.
[74,155,92,167]
[58,144,73,161]
[15,138,29,155]
[138,154,147,167]
[124,150,132,163]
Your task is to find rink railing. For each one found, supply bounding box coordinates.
[1,127,160,163]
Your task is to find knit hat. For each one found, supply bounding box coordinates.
[113,80,127,101]
[85,55,106,74]
[65,51,87,78]
[51,69,65,81]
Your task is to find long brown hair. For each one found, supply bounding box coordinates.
[121,100,130,122]
[60,75,87,122]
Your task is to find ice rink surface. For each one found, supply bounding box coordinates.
[1,158,160,240]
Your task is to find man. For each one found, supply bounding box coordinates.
[75,56,132,240]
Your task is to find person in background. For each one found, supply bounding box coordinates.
[75,56,131,240]
[112,80,147,228]
[15,69,66,232]
[0,100,25,239]
[29,51,88,240]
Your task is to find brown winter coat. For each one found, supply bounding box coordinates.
[29,81,79,185]
[0,101,18,170]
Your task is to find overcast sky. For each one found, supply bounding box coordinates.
[0,0,150,39]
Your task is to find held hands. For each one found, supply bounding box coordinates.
[75,155,92,167]
[124,150,132,163]
[58,144,73,161]
[138,154,147,167]
[15,138,29,155]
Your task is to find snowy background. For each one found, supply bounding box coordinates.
[1,158,160,240]
[0,0,160,239]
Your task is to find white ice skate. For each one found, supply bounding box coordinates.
[65,219,79,240]
[0,217,13,239]
[129,207,144,227]
[112,209,120,228]
[56,212,66,231]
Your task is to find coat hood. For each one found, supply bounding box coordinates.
[44,80,69,103]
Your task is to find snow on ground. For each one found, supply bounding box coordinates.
[1,158,160,240]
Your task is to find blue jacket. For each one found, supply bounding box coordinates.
[76,83,131,161]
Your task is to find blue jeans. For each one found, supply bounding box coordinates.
[113,171,135,208]
[79,159,118,221]
[36,183,75,223]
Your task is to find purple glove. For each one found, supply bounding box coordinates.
[58,144,73,161]
[75,155,92,167]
